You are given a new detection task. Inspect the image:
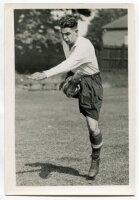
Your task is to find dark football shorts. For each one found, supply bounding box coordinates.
[78,72,103,121]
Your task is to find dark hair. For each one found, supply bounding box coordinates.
[59,15,78,29]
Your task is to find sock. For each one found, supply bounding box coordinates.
[92,148,101,159]
[89,131,103,148]
[89,131,103,159]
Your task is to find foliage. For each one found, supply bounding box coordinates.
[15,10,61,53]
[86,9,128,50]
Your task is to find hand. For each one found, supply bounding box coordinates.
[72,70,83,83]
[31,72,47,80]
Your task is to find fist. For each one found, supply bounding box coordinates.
[31,72,47,80]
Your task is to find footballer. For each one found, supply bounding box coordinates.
[31,15,103,179]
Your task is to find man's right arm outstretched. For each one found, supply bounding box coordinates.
[31,72,47,80]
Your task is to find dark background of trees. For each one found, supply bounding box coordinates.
[14,9,127,74]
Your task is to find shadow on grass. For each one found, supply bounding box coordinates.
[16,162,91,180]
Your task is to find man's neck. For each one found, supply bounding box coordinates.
[69,43,74,50]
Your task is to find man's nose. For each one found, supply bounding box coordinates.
[64,35,68,41]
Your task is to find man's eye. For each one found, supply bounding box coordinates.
[65,33,70,35]
[62,33,70,37]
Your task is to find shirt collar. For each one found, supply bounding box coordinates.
[63,35,82,50]
[72,35,81,48]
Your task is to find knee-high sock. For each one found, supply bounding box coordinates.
[89,132,103,159]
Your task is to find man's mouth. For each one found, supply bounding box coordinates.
[65,41,70,44]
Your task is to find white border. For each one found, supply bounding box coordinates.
[4,2,135,196]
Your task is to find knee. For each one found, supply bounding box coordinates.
[89,126,100,136]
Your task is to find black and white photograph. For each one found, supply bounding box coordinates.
[4,3,135,195]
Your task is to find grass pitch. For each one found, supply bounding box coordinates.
[15,87,129,186]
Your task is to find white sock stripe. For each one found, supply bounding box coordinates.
[91,141,103,149]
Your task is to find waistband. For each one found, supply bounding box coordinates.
[68,71,100,77]
[82,72,100,78]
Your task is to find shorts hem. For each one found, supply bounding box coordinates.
[80,111,99,121]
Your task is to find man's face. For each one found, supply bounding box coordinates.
[61,27,78,46]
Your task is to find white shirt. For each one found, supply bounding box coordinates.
[43,36,99,78]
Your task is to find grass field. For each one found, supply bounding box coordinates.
[15,87,129,186]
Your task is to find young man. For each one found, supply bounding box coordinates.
[31,15,103,178]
